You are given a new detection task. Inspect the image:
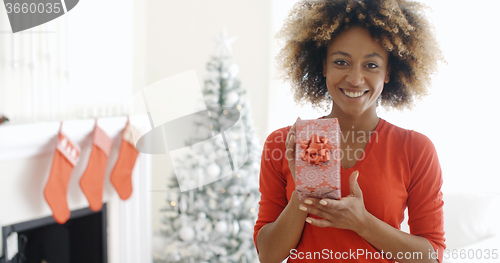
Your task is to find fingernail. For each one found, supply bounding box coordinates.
[319,200,327,205]
[304,199,312,205]
[299,205,307,211]
[305,218,312,223]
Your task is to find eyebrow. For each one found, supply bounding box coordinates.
[330,51,383,59]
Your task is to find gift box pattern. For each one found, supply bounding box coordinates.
[295,118,341,201]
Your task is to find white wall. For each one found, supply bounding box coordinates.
[134,0,273,234]
[267,0,327,134]
[0,0,133,123]
[376,0,500,194]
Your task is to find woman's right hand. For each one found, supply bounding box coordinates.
[285,117,299,181]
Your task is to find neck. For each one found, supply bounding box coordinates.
[324,105,380,133]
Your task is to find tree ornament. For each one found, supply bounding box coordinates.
[232,220,240,237]
[225,92,239,106]
[228,140,237,151]
[213,27,238,55]
[232,195,241,207]
[207,162,221,178]
[198,212,206,219]
[215,221,228,233]
[179,226,195,242]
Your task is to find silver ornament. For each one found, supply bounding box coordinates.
[215,221,228,233]
[179,226,195,242]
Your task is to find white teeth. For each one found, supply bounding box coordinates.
[342,89,365,98]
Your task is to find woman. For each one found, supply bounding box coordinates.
[254,0,445,262]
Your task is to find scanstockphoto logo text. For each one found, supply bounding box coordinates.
[3,0,79,33]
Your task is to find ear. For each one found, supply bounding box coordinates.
[384,57,392,83]
[384,68,390,83]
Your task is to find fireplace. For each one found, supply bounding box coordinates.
[1,204,107,263]
[0,117,152,263]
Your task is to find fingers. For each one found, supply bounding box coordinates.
[300,198,338,218]
[305,217,332,228]
[301,200,336,228]
[286,117,299,143]
[349,170,362,198]
[291,117,299,132]
[300,175,367,231]
[286,121,297,147]
[305,197,340,209]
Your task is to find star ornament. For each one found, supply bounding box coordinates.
[213,27,238,55]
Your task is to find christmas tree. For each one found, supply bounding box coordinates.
[153,29,261,263]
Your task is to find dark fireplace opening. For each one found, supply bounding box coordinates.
[1,204,107,263]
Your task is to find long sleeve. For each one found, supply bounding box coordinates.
[407,131,446,262]
[253,127,290,253]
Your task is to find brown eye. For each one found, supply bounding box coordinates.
[366,63,379,68]
[334,60,348,66]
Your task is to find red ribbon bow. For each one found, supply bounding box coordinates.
[300,134,333,165]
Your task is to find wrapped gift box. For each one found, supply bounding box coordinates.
[295,117,341,201]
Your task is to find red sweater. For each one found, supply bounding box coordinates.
[254,118,445,262]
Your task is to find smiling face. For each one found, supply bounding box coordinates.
[323,26,390,118]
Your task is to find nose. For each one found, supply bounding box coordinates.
[345,66,365,86]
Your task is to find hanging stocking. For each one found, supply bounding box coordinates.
[110,120,139,200]
[79,120,112,212]
[44,123,80,224]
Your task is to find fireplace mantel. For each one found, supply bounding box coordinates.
[0,117,152,263]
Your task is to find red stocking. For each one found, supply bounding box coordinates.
[79,120,112,212]
[44,125,80,224]
[110,121,139,200]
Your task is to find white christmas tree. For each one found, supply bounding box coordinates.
[153,29,261,263]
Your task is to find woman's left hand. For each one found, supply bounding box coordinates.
[299,171,370,234]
